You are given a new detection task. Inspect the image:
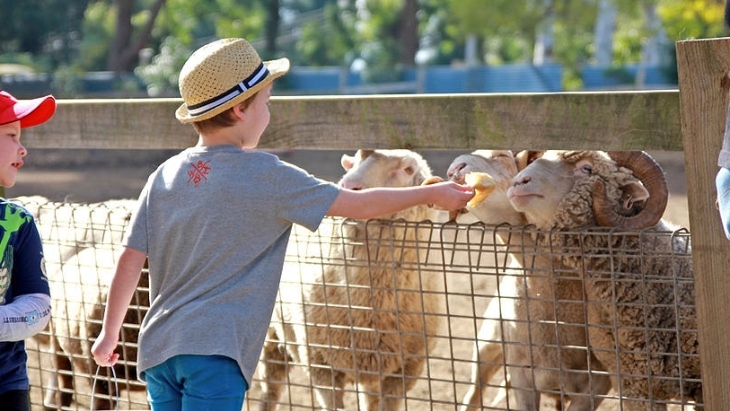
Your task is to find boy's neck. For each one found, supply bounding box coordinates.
[197,128,244,149]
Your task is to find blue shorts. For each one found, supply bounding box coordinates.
[142,355,247,411]
[716,167,730,240]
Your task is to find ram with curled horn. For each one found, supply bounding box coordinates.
[506,150,702,410]
[591,150,669,230]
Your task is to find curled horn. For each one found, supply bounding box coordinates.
[359,149,375,159]
[592,151,668,230]
[515,150,545,171]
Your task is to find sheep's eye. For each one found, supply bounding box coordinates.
[581,165,593,174]
[404,166,415,175]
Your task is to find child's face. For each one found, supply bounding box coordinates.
[241,84,272,149]
[0,120,27,188]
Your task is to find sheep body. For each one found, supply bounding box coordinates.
[449,151,611,411]
[508,150,701,410]
[44,245,149,410]
[12,198,145,410]
[258,149,444,411]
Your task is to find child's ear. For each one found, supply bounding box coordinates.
[232,103,247,121]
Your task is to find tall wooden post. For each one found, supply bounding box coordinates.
[676,37,730,410]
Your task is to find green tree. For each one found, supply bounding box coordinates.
[262,0,282,59]
[108,0,167,72]
[658,0,725,40]
[134,36,190,96]
[295,2,357,66]
[0,0,89,71]
[348,0,434,81]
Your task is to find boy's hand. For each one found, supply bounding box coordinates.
[91,329,120,367]
[429,181,475,211]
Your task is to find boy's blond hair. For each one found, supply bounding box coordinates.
[191,91,258,134]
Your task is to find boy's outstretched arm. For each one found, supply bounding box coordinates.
[327,181,474,220]
[91,246,147,367]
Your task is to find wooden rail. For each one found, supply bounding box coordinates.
[20,37,729,410]
[23,92,682,151]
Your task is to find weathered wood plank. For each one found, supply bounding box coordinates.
[677,37,730,411]
[22,92,682,151]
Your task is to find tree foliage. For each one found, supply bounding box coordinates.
[658,0,725,40]
[0,0,89,71]
[2,0,728,91]
[295,1,357,66]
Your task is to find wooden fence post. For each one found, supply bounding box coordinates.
[676,37,730,410]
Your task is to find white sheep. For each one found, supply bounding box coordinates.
[447,150,612,411]
[507,150,701,411]
[10,198,145,410]
[43,245,149,410]
[445,150,523,408]
[257,149,445,411]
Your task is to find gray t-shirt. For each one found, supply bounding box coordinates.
[123,145,340,385]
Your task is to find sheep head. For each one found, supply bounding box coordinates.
[339,149,432,188]
[446,150,524,225]
[338,149,434,220]
[507,150,668,230]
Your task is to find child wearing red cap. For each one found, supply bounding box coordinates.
[0,90,56,411]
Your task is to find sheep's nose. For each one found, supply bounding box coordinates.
[447,162,466,183]
[513,175,531,187]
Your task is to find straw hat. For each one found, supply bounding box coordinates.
[175,38,290,123]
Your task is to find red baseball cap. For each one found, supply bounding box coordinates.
[0,90,56,128]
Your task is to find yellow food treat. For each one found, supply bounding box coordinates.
[465,172,496,207]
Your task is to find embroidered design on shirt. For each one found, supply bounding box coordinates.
[187,160,211,187]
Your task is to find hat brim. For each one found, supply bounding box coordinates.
[175,57,290,123]
[0,94,56,128]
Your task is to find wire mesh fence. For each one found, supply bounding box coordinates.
[20,197,148,411]
[18,198,700,411]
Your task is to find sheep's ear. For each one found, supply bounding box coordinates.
[341,154,356,171]
[515,150,545,171]
[421,176,444,210]
[619,181,650,210]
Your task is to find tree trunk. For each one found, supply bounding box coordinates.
[533,0,554,65]
[108,0,133,72]
[465,34,478,67]
[637,3,669,87]
[594,0,616,66]
[107,0,167,73]
[397,0,419,66]
[263,0,281,58]
[640,3,666,66]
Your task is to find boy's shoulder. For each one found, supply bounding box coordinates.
[0,198,36,222]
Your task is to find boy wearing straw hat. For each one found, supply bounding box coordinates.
[0,90,56,411]
[92,38,473,410]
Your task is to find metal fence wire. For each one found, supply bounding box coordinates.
[18,198,700,411]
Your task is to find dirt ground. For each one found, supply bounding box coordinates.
[8,149,691,228]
